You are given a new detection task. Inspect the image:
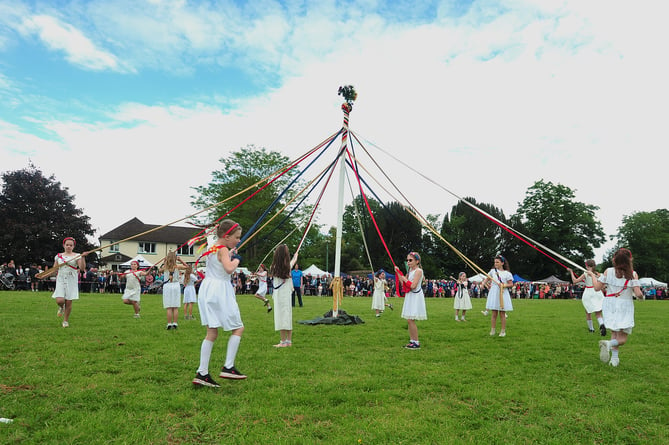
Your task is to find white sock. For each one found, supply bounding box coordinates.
[587,319,594,330]
[224,334,242,369]
[597,317,604,326]
[609,339,619,348]
[611,349,619,360]
[197,339,214,375]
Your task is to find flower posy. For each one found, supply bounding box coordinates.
[338,85,357,105]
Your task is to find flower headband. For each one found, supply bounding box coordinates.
[408,252,420,262]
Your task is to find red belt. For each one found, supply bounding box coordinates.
[585,286,594,288]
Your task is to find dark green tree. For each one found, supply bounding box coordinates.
[191,145,309,267]
[512,180,605,279]
[439,197,508,277]
[0,164,95,267]
[612,209,669,279]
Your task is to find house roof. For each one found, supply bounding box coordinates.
[99,217,200,244]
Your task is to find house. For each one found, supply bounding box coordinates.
[98,217,203,270]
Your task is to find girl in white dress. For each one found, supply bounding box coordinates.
[49,237,88,328]
[192,220,246,387]
[252,264,272,313]
[270,245,298,347]
[120,260,149,318]
[453,272,472,321]
[371,271,387,317]
[182,265,199,320]
[568,260,605,335]
[160,251,187,330]
[481,255,514,337]
[396,252,426,349]
[590,248,644,367]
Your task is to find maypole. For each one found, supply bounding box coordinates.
[332,85,357,317]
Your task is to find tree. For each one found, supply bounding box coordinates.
[439,197,508,277]
[512,180,605,279]
[0,164,95,267]
[613,209,669,278]
[191,145,310,267]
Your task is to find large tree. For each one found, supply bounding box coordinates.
[439,197,508,277]
[191,145,311,267]
[612,209,669,279]
[512,180,605,279]
[0,164,95,267]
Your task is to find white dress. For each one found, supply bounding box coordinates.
[371,278,386,311]
[598,268,639,334]
[256,271,268,297]
[485,269,514,311]
[162,270,181,309]
[183,273,198,304]
[51,254,80,300]
[581,273,604,313]
[453,280,472,310]
[122,271,141,302]
[272,277,292,331]
[401,269,427,320]
[198,253,243,331]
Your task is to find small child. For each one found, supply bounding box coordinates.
[193,220,246,387]
[120,260,149,318]
[183,265,199,320]
[252,264,272,313]
[454,272,472,321]
[160,251,187,330]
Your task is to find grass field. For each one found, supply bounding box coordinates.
[0,291,667,444]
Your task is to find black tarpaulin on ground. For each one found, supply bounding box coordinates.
[298,309,365,325]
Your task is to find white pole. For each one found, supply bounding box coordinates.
[333,86,356,318]
[333,140,347,317]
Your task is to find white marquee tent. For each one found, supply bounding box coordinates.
[303,264,330,277]
[120,255,153,269]
[639,277,667,287]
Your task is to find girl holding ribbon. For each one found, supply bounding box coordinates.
[51,237,89,328]
[395,251,427,349]
[481,255,514,337]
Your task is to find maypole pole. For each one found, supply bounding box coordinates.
[332,85,357,317]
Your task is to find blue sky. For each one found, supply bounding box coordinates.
[1,0,666,263]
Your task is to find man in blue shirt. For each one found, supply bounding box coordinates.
[291,263,304,307]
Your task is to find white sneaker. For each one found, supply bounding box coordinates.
[62,321,69,328]
[609,357,620,367]
[455,316,459,321]
[133,313,141,318]
[499,331,506,337]
[489,329,496,336]
[481,310,489,316]
[598,340,610,363]
[57,307,64,317]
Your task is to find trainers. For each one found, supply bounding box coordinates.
[499,331,506,337]
[599,324,607,337]
[588,328,595,333]
[57,306,64,317]
[220,366,247,380]
[62,321,69,328]
[609,357,620,367]
[405,342,420,349]
[599,340,610,363]
[481,310,489,316]
[166,324,173,330]
[489,329,496,336]
[192,372,220,387]
[389,304,394,311]
[461,318,466,322]
[267,305,273,313]
[263,299,270,307]
[273,341,290,348]
[133,313,141,318]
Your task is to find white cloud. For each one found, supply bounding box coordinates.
[19,14,126,72]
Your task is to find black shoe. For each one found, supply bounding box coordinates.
[220,366,247,380]
[166,324,172,330]
[267,306,273,313]
[600,324,607,336]
[193,372,220,387]
[405,342,421,349]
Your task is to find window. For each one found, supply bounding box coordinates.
[109,243,119,253]
[177,244,194,256]
[138,242,156,254]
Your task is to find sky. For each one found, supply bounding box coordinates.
[1,0,666,265]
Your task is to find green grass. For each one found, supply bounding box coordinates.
[0,291,667,444]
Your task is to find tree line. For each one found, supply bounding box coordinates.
[2,151,667,282]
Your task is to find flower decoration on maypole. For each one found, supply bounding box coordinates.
[338,85,357,112]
